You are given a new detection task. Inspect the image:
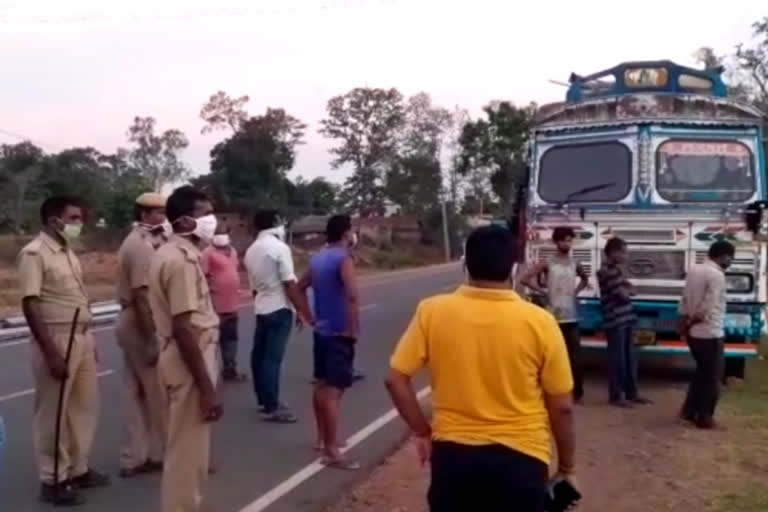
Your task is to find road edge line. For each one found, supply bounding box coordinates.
[239,386,431,512]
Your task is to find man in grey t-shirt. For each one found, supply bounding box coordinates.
[522,226,589,402]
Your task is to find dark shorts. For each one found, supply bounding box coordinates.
[313,332,355,389]
[429,442,548,512]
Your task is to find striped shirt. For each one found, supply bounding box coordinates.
[597,261,636,329]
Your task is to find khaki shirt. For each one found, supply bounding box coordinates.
[117,226,167,306]
[17,231,92,325]
[148,235,219,340]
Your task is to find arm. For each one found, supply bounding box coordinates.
[520,261,547,293]
[539,315,576,476]
[546,392,576,475]
[340,256,360,338]
[18,252,67,379]
[167,260,221,421]
[133,287,159,364]
[276,244,313,325]
[574,263,590,294]
[386,303,430,465]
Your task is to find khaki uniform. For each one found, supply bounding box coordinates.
[17,231,96,484]
[116,226,169,470]
[148,235,220,512]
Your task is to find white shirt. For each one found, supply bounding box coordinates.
[244,232,297,315]
[680,260,727,339]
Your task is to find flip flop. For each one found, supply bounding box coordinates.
[313,441,348,452]
[321,457,360,470]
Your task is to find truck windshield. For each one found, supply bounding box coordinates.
[538,141,631,203]
[656,140,755,202]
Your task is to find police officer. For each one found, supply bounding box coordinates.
[148,186,223,512]
[18,196,110,506]
[116,192,170,478]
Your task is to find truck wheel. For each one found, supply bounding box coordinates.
[724,357,746,381]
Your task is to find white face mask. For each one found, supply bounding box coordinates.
[212,234,230,247]
[193,214,218,243]
[263,224,286,241]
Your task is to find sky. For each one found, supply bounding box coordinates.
[1,0,765,184]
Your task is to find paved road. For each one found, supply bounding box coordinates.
[0,264,461,512]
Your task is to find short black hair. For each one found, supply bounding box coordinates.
[40,196,84,224]
[166,186,209,224]
[465,225,514,282]
[253,210,280,233]
[326,214,352,243]
[604,237,627,256]
[552,226,576,242]
[709,240,735,259]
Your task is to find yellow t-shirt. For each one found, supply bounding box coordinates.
[390,285,573,465]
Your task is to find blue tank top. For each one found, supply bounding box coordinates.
[310,247,349,335]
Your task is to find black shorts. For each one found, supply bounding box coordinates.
[313,333,355,389]
[428,442,548,512]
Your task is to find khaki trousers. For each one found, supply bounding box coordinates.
[30,324,98,484]
[118,309,168,469]
[159,334,219,512]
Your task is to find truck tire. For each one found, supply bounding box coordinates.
[724,356,746,381]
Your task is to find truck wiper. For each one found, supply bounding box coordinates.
[555,182,616,208]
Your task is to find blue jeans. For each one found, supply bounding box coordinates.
[251,308,294,413]
[606,325,638,402]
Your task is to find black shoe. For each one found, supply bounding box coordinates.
[40,482,85,506]
[352,370,366,382]
[631,397,654,405]
[69,469,111,489]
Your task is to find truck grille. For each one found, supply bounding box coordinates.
[626,250,686,280]
[612,228,677,244]
[696,251,755,267]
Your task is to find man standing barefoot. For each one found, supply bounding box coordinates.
[299,215,360,469]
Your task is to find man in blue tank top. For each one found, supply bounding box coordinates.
[298,214,360,470]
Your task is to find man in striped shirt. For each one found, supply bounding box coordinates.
[597,238,651,408]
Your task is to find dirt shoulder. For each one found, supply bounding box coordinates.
[328,357,768,512]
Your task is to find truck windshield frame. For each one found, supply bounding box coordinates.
[538,141,632,203]
[655,139,755,203]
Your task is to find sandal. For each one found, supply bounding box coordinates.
[321,457,360,470]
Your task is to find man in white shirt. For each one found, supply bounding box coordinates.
[244,210,313,423]
[678,240,734,430]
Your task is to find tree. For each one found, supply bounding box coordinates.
[386,154,442,216]
[125,116,190,192]
[735,17,768,113]
[203,108,306,211]
[288,176,339,215]
[199,90,250,134]
[457,101,535,215]
[42,147,114,219]
[319,87,406,215]
[0,142,45,233]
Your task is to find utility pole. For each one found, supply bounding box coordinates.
[441,199,450,262]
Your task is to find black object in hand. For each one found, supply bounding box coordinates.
[545,479,581,512]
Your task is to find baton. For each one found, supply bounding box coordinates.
[53,307,81,489]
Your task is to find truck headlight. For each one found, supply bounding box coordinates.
[725,274,753,293]
[725,313,752,329]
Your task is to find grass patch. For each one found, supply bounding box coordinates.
[710,350,768,511]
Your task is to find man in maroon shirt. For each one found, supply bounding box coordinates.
[202,225,246,382]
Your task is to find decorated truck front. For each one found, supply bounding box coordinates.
[524,61,767,377]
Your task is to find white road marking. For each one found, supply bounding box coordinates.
[0,305,381,350]
[239,386,432,512]
[0,304,383,401]
[0,369,116,403]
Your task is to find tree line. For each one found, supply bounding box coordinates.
[1,16,766,235]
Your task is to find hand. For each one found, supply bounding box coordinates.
[295,313,314,331]
[46,352,68,381]
[143,344,160,367]
[553,471,581,509]
[199,389,223,423]
[413,435,432,467]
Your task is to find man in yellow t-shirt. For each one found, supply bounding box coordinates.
[386,225,578,512]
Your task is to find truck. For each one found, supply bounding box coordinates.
[521,60,768,378]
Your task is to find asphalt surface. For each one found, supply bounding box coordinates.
[0,264,461,512]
